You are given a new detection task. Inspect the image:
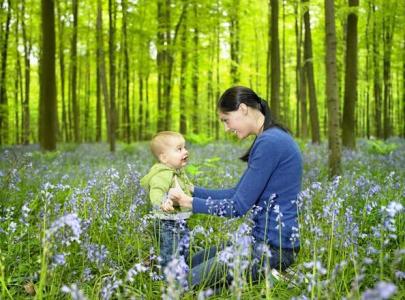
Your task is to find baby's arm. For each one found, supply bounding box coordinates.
[149,172,174,212]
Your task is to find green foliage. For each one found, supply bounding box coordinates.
[185,133,214,145]
[366,140,398,155]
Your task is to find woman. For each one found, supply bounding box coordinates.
[169,86,302,287]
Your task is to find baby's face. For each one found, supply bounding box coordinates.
[160,137,189,169]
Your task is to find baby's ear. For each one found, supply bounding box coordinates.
[158,153,166,164]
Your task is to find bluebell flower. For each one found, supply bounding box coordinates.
[394,270,405,280]
[100,275,122,300]
[85,243,108,267]
[361,281,397,300]
[126,263,149,282]
[52,253,67,267]
[197,288,214,300]
[46,213,82,246]
[162,256,189,300]
[61,283,87,300]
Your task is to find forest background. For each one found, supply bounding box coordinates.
[0,0,404,175]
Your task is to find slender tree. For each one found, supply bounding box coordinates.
[0,0,11,145]
[303,0,320,144]
[21,0,31,145]
[39,0,57,151]
[294,0,302,136]
[325,0,342,177]
[372,1,382,138]
[382,1,395,139]
[96,0,110,143]
[179,0,188,135]
[56,1,69,142]
[192,1,199,133]
[269,0,280,121]
[342,0,359,148]
[365,0,371,139]
[14,4,21,144]
[70,0,80,142]
[122,0,131,143]
[229,0,240,84]
[109,0,117,152]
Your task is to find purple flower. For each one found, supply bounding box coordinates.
[162,256,189,299]
[361,281,397,300]
[85,243,108,267]
[52,253,67,267]
[61,283,87,300]
[46,213,82,246]
[100,275,122,300]
[126,263,149,282]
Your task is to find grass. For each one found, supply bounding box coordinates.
[0,138,404,299]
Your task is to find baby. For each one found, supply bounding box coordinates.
[140,131,193,268]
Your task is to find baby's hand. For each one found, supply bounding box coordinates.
[161,199,174,212]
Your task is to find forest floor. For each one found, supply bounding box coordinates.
[0,138,404,299]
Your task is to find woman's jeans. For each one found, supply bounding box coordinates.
[189,240,298,288]
[154,219,190,268]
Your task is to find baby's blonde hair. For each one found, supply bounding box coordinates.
[150,131,184,159]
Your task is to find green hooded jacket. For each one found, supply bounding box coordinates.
[140,163,192,219]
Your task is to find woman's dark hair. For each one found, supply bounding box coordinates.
[217,86,289,162]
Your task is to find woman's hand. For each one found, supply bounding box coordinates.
[168,186,193,209]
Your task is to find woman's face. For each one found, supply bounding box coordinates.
[219,104,250,139]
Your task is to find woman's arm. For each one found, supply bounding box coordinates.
[193,187,236,199]
[192,138,281,217]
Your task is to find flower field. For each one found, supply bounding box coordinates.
[0,139,404,299]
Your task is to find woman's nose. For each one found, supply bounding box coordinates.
[224,123,230,132]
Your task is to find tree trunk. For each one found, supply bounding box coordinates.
[138,75,144,140]
[121,0,131,143]
[342,0,358,148]
[179,0,188,135]
[15,8,21,144]
[0,0,11,145]
[71,0,80,142]
[215,0,220,140]
[372,1,382,139]
[294,1,302,136]
[56,1,68,142]
[300,66,308,138]
[84,48,91,141]
[365,0,371,139]
[281,0,289,127]
[21,0,31,145]
[109,0,117,152]
[192,2,199,134]
[39,0,57,151]
[96,0,110,143]
[96,47,102,142]
[325,0,342,177]
[382,2,395,140]
[403,30,405,138]
[303,0,321,144]
[229,0,240,85]
[157,0,165,131]
[270,0,280,121]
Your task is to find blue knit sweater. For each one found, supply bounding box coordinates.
[192,127,302,249]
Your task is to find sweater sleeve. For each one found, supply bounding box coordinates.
[192,138,281,217]
[149,172,172,208]
[193,187,236,199]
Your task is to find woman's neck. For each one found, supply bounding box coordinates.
[252,112,265,136]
